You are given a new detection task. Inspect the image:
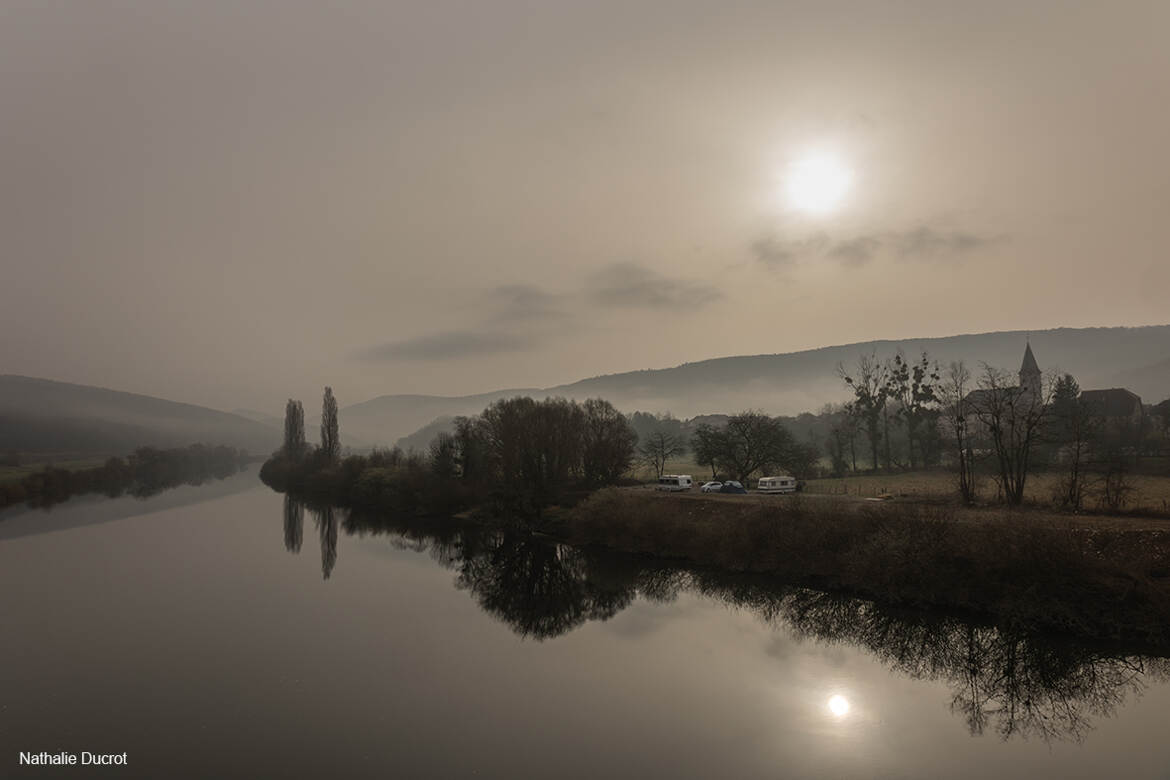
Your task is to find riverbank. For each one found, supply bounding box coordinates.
[0,444,251,509]
[553,489,1170,646]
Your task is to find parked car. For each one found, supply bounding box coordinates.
[719,481,747,494]
[700,481,722,493]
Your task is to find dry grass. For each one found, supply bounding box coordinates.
[562,488,1170,646]
[805,470,1170,513]
[0,458,107,486]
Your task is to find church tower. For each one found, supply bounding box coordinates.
[1019,342,1041,405]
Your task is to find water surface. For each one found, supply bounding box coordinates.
[3,474,1170,778]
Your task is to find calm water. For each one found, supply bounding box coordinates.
[3,473,1170,779]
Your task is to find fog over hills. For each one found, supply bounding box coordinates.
[365,326,1170,447]
[0,376,279,456]
[4,326,1167,454]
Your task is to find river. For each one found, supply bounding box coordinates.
[3,471,1169,778]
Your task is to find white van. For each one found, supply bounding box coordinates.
[757,476,797,494]
[655,474,694,492]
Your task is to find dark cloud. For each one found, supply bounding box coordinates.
[891,227,1002,257]
[587,262,721,309]
[826,236,881,266]
[487,284,567,323]
[753,226,1004,268]
[356,330,535,361]
[751,233,829,267]
[356,284,567,362]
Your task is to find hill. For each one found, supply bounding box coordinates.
[1108,357,1170,404]
[0,376,280,457]
[358,325,1170,446]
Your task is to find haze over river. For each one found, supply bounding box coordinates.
[4,472,1170,778]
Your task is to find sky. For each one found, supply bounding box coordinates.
[2,0,1168,412]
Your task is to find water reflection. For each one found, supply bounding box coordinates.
[280,499,1169,743]
[282,495,303,554]
[314,506,338,580]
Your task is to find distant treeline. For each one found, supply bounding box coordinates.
[0,444,249,509]
[261,392,640,521]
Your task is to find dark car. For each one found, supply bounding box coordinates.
[719,481,747,494]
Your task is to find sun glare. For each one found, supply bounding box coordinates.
[785,153,852,215]
[828,695,851,717]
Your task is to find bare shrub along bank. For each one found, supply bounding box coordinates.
[561,490,1170,646]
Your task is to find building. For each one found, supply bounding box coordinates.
[1079,387,1145,442]
[963,342,1044,411]
[964,343,1143,430]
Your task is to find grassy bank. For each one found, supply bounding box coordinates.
[559,489,1170,646]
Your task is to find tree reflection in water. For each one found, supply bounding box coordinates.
[312,506,338,580]
[280,499,1168,742]
[283,495,303,554]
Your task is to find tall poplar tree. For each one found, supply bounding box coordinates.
[321,387,340,462]
[283,399,305,456]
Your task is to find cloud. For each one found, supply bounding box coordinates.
[891,227,1001,257]
[753,225,1005,269]
[356,284,567,362]
[826,235,881,266]
[356,330,535,361]
[587,262,721,308]
[751,233,829,268]
[486,284,567,323]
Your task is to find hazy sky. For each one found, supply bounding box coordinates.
[3,1,1168,411]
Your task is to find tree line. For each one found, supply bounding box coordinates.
[833,349,1165,509]
[262,390,640,521]
[0,444,248,509]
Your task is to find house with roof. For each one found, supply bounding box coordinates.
[964,343,1145,439]
[1080,387,1145,444]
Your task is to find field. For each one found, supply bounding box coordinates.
[806,471,1170,511]
[634,458,1170,514]
[0,456,109,486]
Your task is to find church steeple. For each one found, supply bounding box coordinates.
[1019,342,1041,403]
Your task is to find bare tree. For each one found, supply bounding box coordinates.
[1051,374,1100,511]
[940,361,978,503]
[888,351,940,469]
[714,411,798,484]
[580,398,638,485]
[639,431,687,479]
[690,423,724,479]
[969,365,1054,506]
[321,387,340,463]
[838,353,888,471]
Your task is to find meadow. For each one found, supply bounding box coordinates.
[0,456,108,486]
[638,458,1170,515]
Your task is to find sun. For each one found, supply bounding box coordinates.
[828,695,851,717]
[785,153,853,215]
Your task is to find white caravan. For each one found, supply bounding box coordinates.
[655,475,694,492]
[757,476,797,494]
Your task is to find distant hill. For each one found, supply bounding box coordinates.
[230,408,283,428]
[0,376,280,457]
[1108,358,1170,405]
[394,416,457,453]
[356,326,1170,445]
[343,389,540,448]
